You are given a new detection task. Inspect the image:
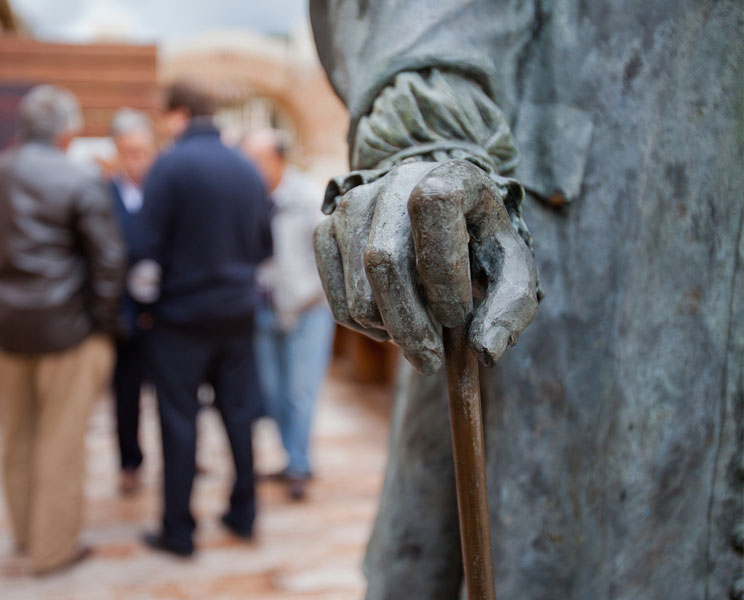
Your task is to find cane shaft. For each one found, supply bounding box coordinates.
[443,324,495,600]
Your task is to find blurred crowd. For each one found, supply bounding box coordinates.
[0,82,334,573]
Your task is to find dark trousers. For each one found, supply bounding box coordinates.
[147,323,259,553]
[114,336,145,471]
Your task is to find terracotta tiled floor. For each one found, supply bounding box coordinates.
[0,364,392,599]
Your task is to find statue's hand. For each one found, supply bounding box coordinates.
[314,159,539,374]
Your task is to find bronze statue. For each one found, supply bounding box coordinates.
[310,1,744,598]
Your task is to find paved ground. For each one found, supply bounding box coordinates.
[0,364,391,599]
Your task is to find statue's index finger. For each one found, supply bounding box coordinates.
[408,161,479,328]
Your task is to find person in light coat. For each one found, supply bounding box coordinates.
[244,129,335,501]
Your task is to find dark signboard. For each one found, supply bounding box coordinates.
[0,82,32,150]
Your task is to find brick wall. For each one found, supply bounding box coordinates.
[0,38,158,138]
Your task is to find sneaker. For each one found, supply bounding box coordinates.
[287,477,308,501]
[258,468,313,483]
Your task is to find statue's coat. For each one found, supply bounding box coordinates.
[310,1,744,598]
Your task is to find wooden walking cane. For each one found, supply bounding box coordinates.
[443,322,495,600]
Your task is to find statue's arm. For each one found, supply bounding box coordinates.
[309,1,544,373]
[309,0,536,137]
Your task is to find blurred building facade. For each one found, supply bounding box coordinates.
[0,38,158,142]
[160,29,348,183]
[0,0,20,35]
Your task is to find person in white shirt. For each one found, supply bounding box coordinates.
[243,129,335,501]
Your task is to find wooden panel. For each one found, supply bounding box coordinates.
[0,38,158,138]
[0,82,31,149]
[333,327,400,386]
[0,64,157,82]
[0,38,156,59]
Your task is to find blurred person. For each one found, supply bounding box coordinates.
[243,130,335,501]
[0,85,125,573]
[157,80,212,145]
[109,108,157,495]
[132,82,272,557]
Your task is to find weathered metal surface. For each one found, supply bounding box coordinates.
[311,1,744,598]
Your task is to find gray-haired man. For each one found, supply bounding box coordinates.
[109,108,157,496]
[0,85,126,573]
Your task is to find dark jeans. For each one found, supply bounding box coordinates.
[114,336,145,471]
[146,322,259,553]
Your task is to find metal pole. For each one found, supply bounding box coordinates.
[443,323,495,600]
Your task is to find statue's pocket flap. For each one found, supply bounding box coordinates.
[513,102,593,206]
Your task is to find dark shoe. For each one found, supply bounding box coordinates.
[119,469,141,496]
[287,477,307,501]
[220,514,253,541]
[258,468,314,483]
[142,532,193,558]
[257,468,288,482]
[36,545,93,575]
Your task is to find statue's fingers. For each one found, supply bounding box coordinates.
[410,159,538,365]
[314,218,351,323]
[314,218,389,343]
[365,164,444,374]
[464,171,539,366]
[408,160,484,327]
[332,183,386,330]
[467,227,538,366]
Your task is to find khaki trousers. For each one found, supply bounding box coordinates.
[0,335,113,573]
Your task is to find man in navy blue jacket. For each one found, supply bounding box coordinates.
[109,108,157,496]
[132,82,272,557]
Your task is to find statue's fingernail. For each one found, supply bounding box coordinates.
[472,323,510,366]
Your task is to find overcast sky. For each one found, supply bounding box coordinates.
[12,0,309,42]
